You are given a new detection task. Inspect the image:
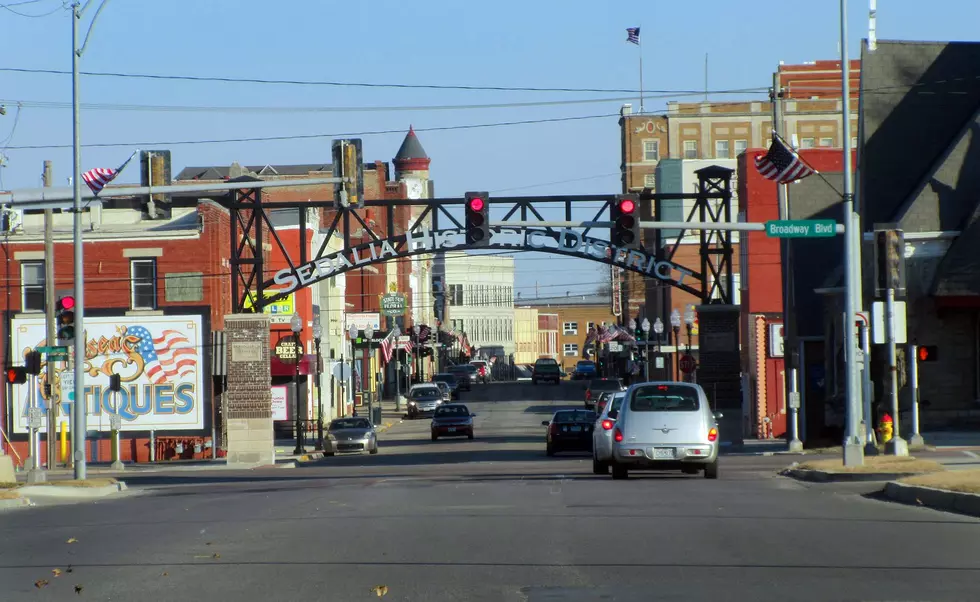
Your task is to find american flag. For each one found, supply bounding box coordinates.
[626,27,640,45]
[82,151,138,196]
[398,338,414,354]
[380,330,396,364]
[127,326,198,385]
[755,136,816,184]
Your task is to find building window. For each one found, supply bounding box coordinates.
[131,259,157,310]
[800,138,815,149]
[642,140,660,162]
[563,343,579,356]
[851,136,858,148]
[715,140,730,159]
[683,140,698,159]
[563,322,578,335]
[21,261,45,312]
[587,322,596,331]
[734,139,748,156]
[819,137,834,147]
[643,174,656,188]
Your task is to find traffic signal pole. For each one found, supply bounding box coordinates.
[71,2,87,480]
[43,160,59,470]
[884,286,908,456]
[907,344,925,449]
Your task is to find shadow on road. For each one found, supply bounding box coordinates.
[523,404,585,415]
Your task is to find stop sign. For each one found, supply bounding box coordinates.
[679,354,697,374]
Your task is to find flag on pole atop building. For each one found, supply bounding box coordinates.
[626,27,640,45]
[82,149,138,196]
[754,136,816,184]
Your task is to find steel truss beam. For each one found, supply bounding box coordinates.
[221,169,735,312]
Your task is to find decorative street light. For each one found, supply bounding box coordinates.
[640,318,651,382]
[670,309,681,381]
[312,315,324,451]
[684,305,696,383]
[364,325,375,425]
[290,312,305,455]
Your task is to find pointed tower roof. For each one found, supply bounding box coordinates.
[394,125,429,161]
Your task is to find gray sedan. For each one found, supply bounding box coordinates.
[325,417,378,456]
[592,391,627,474]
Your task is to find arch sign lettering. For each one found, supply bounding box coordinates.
[270,226,700,301]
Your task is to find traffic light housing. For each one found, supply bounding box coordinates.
[917,345,938,363]
[611,194,640,249]
[5,367,26,385]
[874,228,906,297]
[109,373,122,392]
[24,350,41,375]
[332,138,364,208]
[56,295,76,343]
[465,192,490,247]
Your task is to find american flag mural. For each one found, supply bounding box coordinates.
[128,326,198,385]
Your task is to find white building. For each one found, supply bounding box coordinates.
[440,251,516,356]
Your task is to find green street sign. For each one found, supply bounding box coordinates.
[37,345,69,354]
[380,293,406,317]
[47,353,69,360]
[765,219,837,238]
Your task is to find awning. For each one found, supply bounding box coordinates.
[271,354,317,377]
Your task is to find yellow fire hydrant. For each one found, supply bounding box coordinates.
[878,412,894,443]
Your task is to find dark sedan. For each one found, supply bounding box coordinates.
[431,404,475,441]
[447,365,473,391]
[543,409,597,456]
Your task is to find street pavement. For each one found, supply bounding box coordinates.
[1,382,979,601]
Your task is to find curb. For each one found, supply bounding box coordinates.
[780,468,926,483]
[882,481,980,517]
[0,497,32,510]
[15,481,128,499]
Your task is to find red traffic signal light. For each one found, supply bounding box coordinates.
[468,197,485,212]
[917,345,938,362]
[57,295,75,311]
[6,367,26,385]
[618,198,636,214]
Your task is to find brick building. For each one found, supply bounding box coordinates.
[518,294,617,372]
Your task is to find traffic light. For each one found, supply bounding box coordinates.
[611,194,640,249]
[874,228,906,296]
[465,192,490,247]
[917,345,938,363]
[332,138,364,208]
[109,373,122,392]
[24,350,41,375]
[5,367,25,385]
[56,295,76,343]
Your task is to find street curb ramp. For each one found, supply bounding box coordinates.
[780,468,919,483]
[883,482,980,518]
[16,481,128,499]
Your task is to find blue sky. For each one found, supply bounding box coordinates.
[1,0,979,298]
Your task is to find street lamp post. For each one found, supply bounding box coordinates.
[364,325,375,426]
[670,309,681,381]
[391,325,402,412]
[640,318,651,382]
[684,305,696,383]
[313,316,323,451]
[290,312,305,455]
[347,323,358,417]
[653,317,664,380]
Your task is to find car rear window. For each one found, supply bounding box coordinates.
[434,374,458,383]
[590,379,623,390]
[554,410,597,423]
[435,406,469,417]
[630,384,700,412]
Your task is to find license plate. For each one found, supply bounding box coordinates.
[653,447,675,459]
[568,425,582,432]
[447,427,456,433]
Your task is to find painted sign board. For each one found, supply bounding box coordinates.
[271,386,288,421]
[9,315,205,434]
[242,291,295,324]
[344,312,381,333]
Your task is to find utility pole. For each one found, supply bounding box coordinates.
[840,0,865,467]
[43,161,59,469]
[71,1,88,480]
[772,72,804,453]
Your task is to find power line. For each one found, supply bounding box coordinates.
[0,0,64,17]
[2,112,620,150]
[0,66,771,96]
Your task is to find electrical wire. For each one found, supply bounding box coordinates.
[2,112,620,150]
[0,0,64,17]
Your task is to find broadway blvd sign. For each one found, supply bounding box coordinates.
[269,227,702,299]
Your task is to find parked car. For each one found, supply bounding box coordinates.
[585,378,624,410]
[407,384,443,419]
[470,360,491,384]
[609,382,721,480]
[447,364,475,391]
[433,380,452,402]
[325,417,378,456]
[431,404,475,440]
[433,373,461,399]
[592,391,627,474]
[572,360,597,381]
[542,409,597,456]
[532,358,562,385]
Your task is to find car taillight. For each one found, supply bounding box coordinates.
[585,390,592,401]
[601,419,614,431]
[613,428,623,442]
[708,427,718,442]
[549,423,559,436]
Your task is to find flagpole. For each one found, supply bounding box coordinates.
[638,30,644,113]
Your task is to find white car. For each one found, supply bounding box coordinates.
[610,382,721,480]
[592,391,627,474]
